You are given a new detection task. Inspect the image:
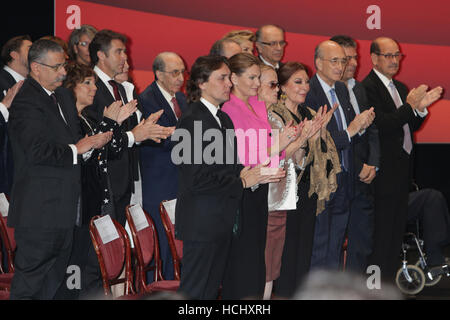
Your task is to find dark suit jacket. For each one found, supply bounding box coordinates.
[137,81,188,209]
[82,76,139,198]
[174,100,244,242]
[305,74,357,173]
[0,68,18,194]
[7,77,81,228]
[351,80,380,188]
[362,70,426,194]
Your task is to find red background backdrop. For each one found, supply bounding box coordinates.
[55,0,450,143]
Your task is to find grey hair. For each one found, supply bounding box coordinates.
[68,24,98,61]
[28,39,64,70]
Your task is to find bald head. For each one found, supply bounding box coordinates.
[314,40,347,86]
[153,52,185,95]
[370,37,402,79]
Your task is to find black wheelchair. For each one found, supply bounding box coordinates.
[395,215,450,295]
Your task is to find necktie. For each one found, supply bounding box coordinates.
[389,81,412,154]
[171,97,182,119]
[330,88,349,171]
[108,80,122,102]
[216,109,227,129]
[50,93,67,125]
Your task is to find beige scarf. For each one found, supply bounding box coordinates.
[268,100,341,215]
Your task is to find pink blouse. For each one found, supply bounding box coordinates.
[222,94,283,167]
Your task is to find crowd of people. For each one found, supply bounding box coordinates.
[0,23,447,300]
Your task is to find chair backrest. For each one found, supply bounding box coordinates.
[125,204,162,283]
[89,215,134,297]
[159,200,182,280]
[0,194,15,273]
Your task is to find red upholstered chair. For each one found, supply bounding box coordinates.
[125,204,179,294]
[159,200,182,281]
[89,215,137,298]
[0,215,16,273]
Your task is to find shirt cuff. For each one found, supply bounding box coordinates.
[0,103,9,122]
[415,108,428,118]
[69,144,78,165]
[345,129,351,142]
[126,131,136,147]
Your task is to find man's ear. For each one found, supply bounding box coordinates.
[10,50,19,61]
[370,53,378,68]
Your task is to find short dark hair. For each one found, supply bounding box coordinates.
[187,55,229,103]
[68,24,98,61]
[278,61,308,87]
[28,39,64,70]
[63,62,96,96]
[1,35,32,65]
[330,35,357,48]
[209,38,239,57]
[89,29,127,66]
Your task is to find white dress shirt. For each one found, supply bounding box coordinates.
[259,55,280,70]
[200,97,222,127]
[156,81,178,119]
[372,68,427,118]
[316,74,351,141]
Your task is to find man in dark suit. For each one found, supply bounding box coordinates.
[7,39,111,299]
[138,52,188,281]
[0,35,32,195]
[83,29,173,226]
[305,40,375,270]
[362,37,443,281]
[330,35,381,273]
[174,55,284,299]
[255,25,285,70]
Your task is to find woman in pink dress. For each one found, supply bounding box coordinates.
[220,53,299,299]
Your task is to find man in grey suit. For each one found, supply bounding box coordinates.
[330,35,380,273]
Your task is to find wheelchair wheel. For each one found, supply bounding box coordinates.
[415,260,442,287]
[395,265,426,295]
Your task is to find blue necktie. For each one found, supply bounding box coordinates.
[330,88,349,171]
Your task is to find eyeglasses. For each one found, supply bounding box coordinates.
[346,55,359,61]
[268,82,279,89]
[258,40,286,48]
[36,61,68,72]
[161,69,188,77]
[375,52,404,60]
[77,41,90,47]
[320,57,348,66]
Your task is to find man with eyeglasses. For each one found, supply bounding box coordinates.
[7,39,112,299]
[362,37,443,282]
[305,40,375,271]
[330,35,380,275]
[255,25,286,70]
[138,52,188,281]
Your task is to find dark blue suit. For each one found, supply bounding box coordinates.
[305,74,356,270]
[138,81,188,280]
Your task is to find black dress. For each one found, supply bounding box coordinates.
[273,105,318,298]
[57,115,124,299]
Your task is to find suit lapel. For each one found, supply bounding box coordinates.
[152,82,178,125]
[369,70,397,111]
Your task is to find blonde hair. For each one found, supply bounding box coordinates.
[223,30,256,45]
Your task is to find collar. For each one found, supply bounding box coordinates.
[259,55,279,69]
[347,78,356,90]
[156,81,175,105]
[372,68,393,89]
[94,65,114,84]
[200,97,220,114]
[4,65,25,82]
[316,73,335,93]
